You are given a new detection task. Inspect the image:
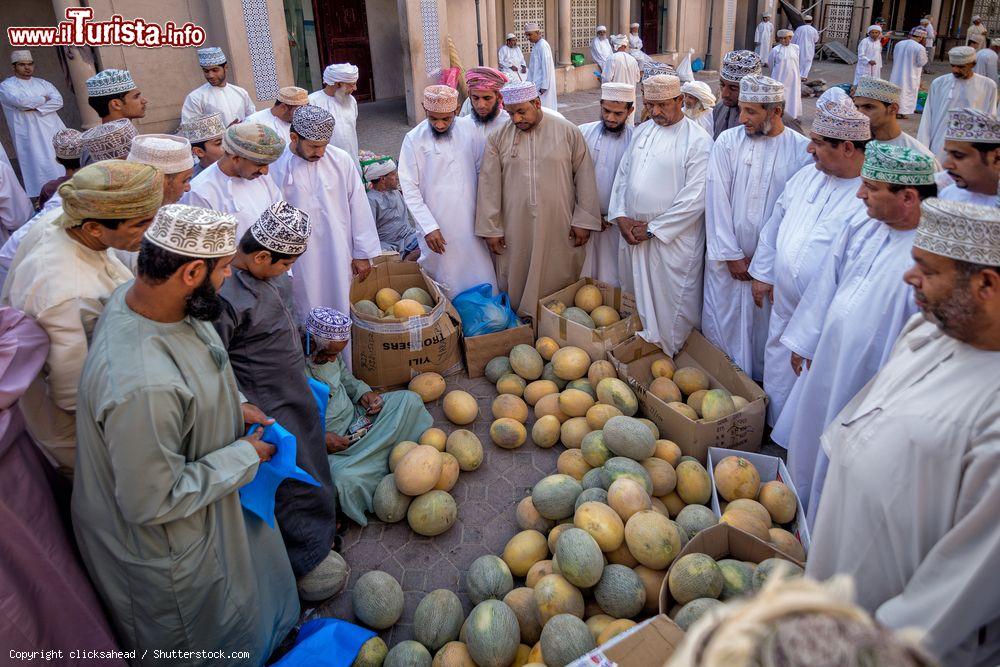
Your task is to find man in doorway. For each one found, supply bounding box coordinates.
[524,23,558,109]
[245,86,309,144]
[938,108,999,207]
[793,15,820,80]
[917,46,997,159]
[591,26,613,72]
[177,111,227,178]
[755,12,774,63]
[182,47,256,126]
[853,77,935,161]
[499,34,527,81]
[459,67,511,141]
[889,29,928,117]
[309,64,361,169]
[85,69,147,125]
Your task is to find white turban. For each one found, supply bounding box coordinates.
[323,63,360,85]
[681,81,716,109]
[867,24,882,34]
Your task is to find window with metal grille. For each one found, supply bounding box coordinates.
[512,0,546,57]
[571,0,599,50]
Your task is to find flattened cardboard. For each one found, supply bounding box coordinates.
[707,447,811,554]
[659,523,805,614]
[609,333,767,463]
[569,614,685,667]
[349,257,463,389]
[462,321,535,378]
[536,278,641,361]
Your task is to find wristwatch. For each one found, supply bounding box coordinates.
[646,230,653,239]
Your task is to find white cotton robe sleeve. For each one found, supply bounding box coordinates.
[705,136,745,262]
[644,134,710,245]
[347,166,383,260]
[780,226,849,358]
[398,133,440,235]
[747,189,788,285]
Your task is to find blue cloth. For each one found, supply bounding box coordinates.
[273,618,376,666]
[308,377,330,426]
[453,283,521,337]
[239,422,321,528]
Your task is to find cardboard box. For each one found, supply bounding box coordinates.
[536,278,641,361]
[569,614,685,667]
[609,333,767,464]
[707,447,811,555]
[462,320,535,378]
[659,523,805,614]
[349,258,463,389]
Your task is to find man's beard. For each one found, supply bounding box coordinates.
[601,120,625,134]
[744,117,773,136]
[431,124,453,140]
[919,281,981,340]
[186,275,224,321]
[474,102,501,124]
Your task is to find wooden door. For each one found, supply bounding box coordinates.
[312,0,376,102]
[640,0,660,54]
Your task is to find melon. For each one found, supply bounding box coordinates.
[415,589,465,651]
[581,467,605,491]
[574,284,604,312]
[554,527,604,588]
[467,555,515,604]
[531,415,562,448]
[672,367,710,395]
[602,457,654,495]
[563,307,596,329]
[492,394,529,423]
[605,541,639,567]
[420,427,448,451]
[675,504,718,538]
[497,373,527,397]
[408,490,458,536]
[523,380,559,406]
[667,402,699,420]
[588,360,618,387]
[545,299,567,315]
[446,430,484,471]
[720,509,770,542]
[432,642,474,667]
[675,461,712,505]
[385,641,432,667]
[546,523,576,554]
[504,587,542,646]
[650,497,670,516]
[595,378,639,416]
[573,500,625,552]
[580,431,612,468]
[585,404,622,431]
[590,305,621,328]
[686,389,708,416]
[768,528,806,562]
[700,389,737,421]
[532,474,583,520]
[502,530,549,578]
[674,598,722,631]
[354,299,383,318]
[516,496,556,533]
[551,347,591,381]
[641,457,677,497]
[491,418,528,449]
[443,390,479,425]
[373,473,411,523]
[566,378,595,398]
[510,344,545,380]
[559,417,592,449]
[557,449,592,480]
[485,356,513,383]
[585,614,615,641]
[558,388,595,417]
[396,445,444,495]
[668,553,724,604]
[633,565,667,614]
[602,416,656,461]
[596,619,636,644]
[753,558,804,591]
[624,510,683,570]
[435,452,460,492]
[574,486,608,510]
[594,564,645,619]
[402,286,434,306]
[353,571,404,629]
[394,298,426,318]
[649,377,682,403]
[375,288,401,311]
[534,393,569,423]
[758,480,798,524]
[541,362,569,389]
[465,599,521,667]
[353,636,388,666]
[389,441,419,472]
[540,614,595,667]
[527,643,544,664]
[533,573,585,623]
[526,559,554,588]
[726,498,773,527]
[660,491,686,518]
[714,456,761,501]
[408,373,446,403]
[650,357,676,379]
[732,395,750,410]
[535,336,561,361]
[717,558,755,600]
[653,440,682,467]
[638,418,659,439]
[607,478,652,522]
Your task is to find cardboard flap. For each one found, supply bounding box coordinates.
[570,615,685,667]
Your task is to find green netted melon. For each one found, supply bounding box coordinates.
[373,473,412,523]
[510,344,544,381]
[674,598,722,631]
[485,356,513,383]
[753,558,804,591]
[717,559,755,600]
[700,388,737,421]
[385,640,432,667]
[602,416,656,461]
[675,504,719,539]
[595,378,639,416]
[353,571,404,629]
[540,614,596,667]
[402,286,434,306]
[566,378,596,398]
[580,430,612,468]
[554,527,604,588]
[464,600,521,667]
[407,490,458,536]
[532,474,583,520]
[668,553,724,604]
[594,564,646,619]
[466,555,514,604]
[575,487,608,510]
[414,588,465,651]
[581,467,606,490]
[351,636,388,667]
[541,362,570,390]
[563,307,596,329]
[354,299,383,318]
[601,457,653,495]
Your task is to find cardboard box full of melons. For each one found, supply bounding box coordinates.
[462,319,536,378]
[349,256,463,389]
[536,278,641,362]
[608,333,767,464]
[569,614,685,667]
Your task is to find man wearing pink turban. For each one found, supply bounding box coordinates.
[460,66,511,141]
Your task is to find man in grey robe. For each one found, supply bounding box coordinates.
[363,155,419,259]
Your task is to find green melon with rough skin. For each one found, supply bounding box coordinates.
[402,286,434,306]
[385,640,431,667]
[595,378,639,416]
[354,299,383,318]
[351,636,388,667]
[466,555,514,604]
[717,559,755,601]
[532,474,583,520]
[668,553,724,605]
[554,527,605,588]
[373,473,412,523]
[575,487,608,509]
[594,564,646,619]
[414,588,465,652]
[602,457,653,495]
[581,466,605,490]
[563,306,596,329]
[674,598,723,631]
[540,614,596,667]
[542,362,570,389]
[602,416,656,461]
[485,356,513,383]
[675,504,718,539]
[353,570,404,629]
[581,430,613,468]
[464,600,521,667]
[753,557,805,591]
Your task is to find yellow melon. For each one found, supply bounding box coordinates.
[435,452,460,491]
[650,497,670,517]
[511,644,531,667]
[396,444,444,496]
[560,417,592,449]
[497,373,527,397]
[420,427,447,451]
[510,344,545,381]
[588,360,618,387]
[492,394,530,423]
[726,498,772,527]
[375,287,401,311]
[638,418,659,439]
[530,415,562,449]
[574,285,604,313]
[491,418,528,449]
[393,298,425,318]
[596,619,636,645]
[526,559,554,588]
[523,380,559,406]
[673,367,710,395]
[595,378,639,416]
[389,441,419,472]
[653,440,682,467]
[633,565,668,615]
[586,403,623,430]
[527,642,543,664]
[701,388,737,421]
[769,528,806,562]
[604,541,639,567]
[667,401,699,421]
[558,388,596,417]
[720,508,771,542]
[546,523,576,554]
[551,347,591,381]
[534,393,569,423]
[516,496,556,533]
[641,457,677,497]
[732,395,750,410]
[714,456,761,501]
[503,530,550,577]
[624,510,683,569]
[650,377,683,403]
[686,389,708,416]
[544,299,567,315]
[574,500,625,552]
[557,449,593,481]
[533,574,585,623]
[675,461,712,505]
[445,430,484,471]
[650,357,676,379]
[433,641,475,666]
[443,390,479,425]
[659,491,686,518]
[758,480,798,524]
[409,372,446,402]
[607,478,652,521]
[535,336,561,361]
[590,305,621,328]
[585,614,615,641]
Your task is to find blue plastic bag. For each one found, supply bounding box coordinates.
[453,283,521,337]
[272,617,375,666]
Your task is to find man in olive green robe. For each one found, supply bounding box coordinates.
[475,80,602,317]
[72,204,298,665]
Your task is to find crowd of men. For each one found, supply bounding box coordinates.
[0,17,998,666]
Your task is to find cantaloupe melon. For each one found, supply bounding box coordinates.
[602,416,656,461]
[526,559,554,588]
[559,417,592,449]
[672,367,710,395]
[653,440,682,467]
[596,619,636,645]
[467,555,515,604]
[516,495,556,533]
[633,565,667,614]
[540,614,595,667]
[714,456,761,501]
[446,430,484,471]
[650,357,676,379]
[354,636,388,666]
[431,641,474,667]
[465,599,521,667]
[503,530,549,577]
[393,298,426,318]
[602,457,654,495]
[564,307,595,328]
[414,589,464,652]
[667,401,699,420]
[574,284,604,312]
[590,305,620,329]
[541,362,569,389]
[660,491,687,518]
[641,457,677,497]
[401,286,433,306]
[758,480,797,524]
[420,427,447,451]
[650,497,670,517]
[575,487,607,510]
[717,559,755,600]
[492,394,529,423]
[580,430,612,468]
[485,356,513,383]
[354,299,383,318]
[726,498,772,526]
[686,389,708,415]
[720,508,770,542]
[373,473,412,523]
[566,379,596,400]
[396,444,444,496]
[637,418,659,439]
[595,378,639,416]
[557,449,592,480]
[546,523,575,554]
[558,388,595,418]
[551,347,591,381]
[408,490,458,536]
[353,570,404,629]
[675,504,718,539]
[607,478,652,522]
[674,598,722,631]
[581,467,605,491]
[408,373,446,402]
[732,395,749,410]
[532,474,583,520]
[530,415,561,448]
[375,288,401,311]
[553,527,604,588]
[523,380,559,406]
[594,564,645,619]
[753,558,804,591]
[385,640,432,667]
[497,373,527,397]
[503,587,542,646]
[534,393,569,423]
[668,553,724,604]
[389,441,419,472]
[604,541,639,567]
[585,614,615,641]
[623,510,683,570]
[585,404,622,431]
[443,390,479,425]
[573,500,625,552]
[650,377,682,403]
[545,299,567,315]
[700,389,737,421]
[533,573,585,623]
[535,336,561,361]
[491,418,528,449]
[588,360,617,387]
[675,461,712,505]
[768,528,806,562]
[435,452,460,492]
[510,344,545,380]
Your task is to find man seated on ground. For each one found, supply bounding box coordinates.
[362,155,419,260]
[304,307,432,526]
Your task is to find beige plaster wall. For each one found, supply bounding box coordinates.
[367,0,407,99]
